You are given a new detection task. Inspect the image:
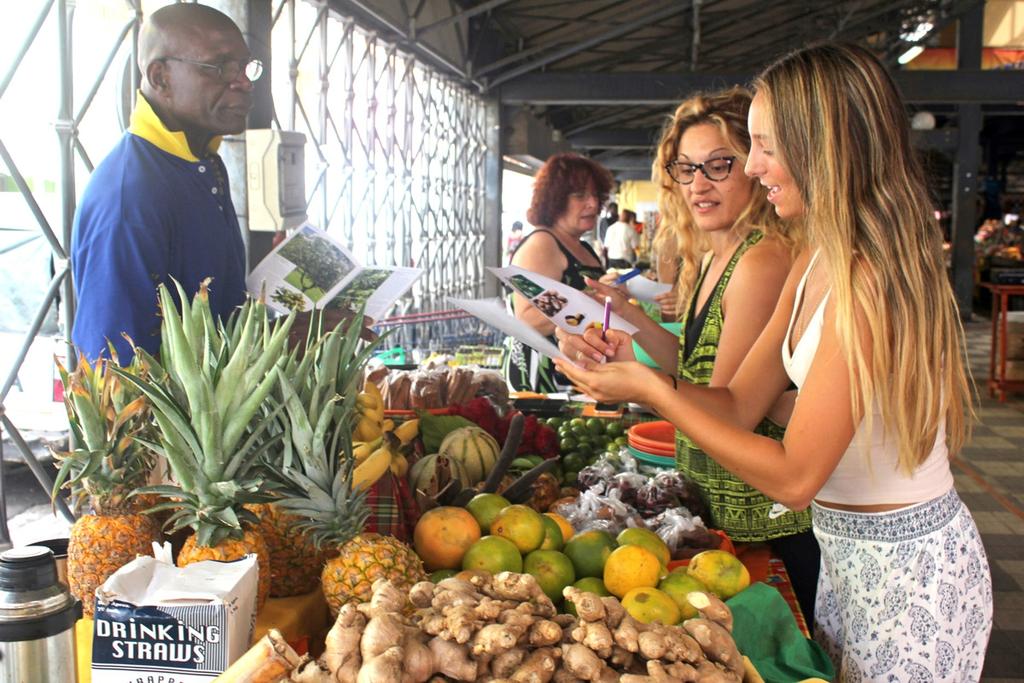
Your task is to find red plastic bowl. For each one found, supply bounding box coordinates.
[628,421,675,454]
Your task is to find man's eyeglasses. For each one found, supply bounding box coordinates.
[664,156,736,185]
[160,57,264,83]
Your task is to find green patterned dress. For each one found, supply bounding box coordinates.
[675,230,812,542]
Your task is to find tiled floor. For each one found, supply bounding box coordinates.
[961,319,1024,682]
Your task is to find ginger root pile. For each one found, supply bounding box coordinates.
[219,572,750,682]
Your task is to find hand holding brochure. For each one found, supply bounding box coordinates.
[246,222,422,321]
[489,265,638,336]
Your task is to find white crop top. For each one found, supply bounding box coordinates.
[781,252,953,505]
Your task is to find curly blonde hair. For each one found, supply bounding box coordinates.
[652,87,794,317]
[755,43,973,471]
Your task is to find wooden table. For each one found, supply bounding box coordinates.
[980,283,1024,401]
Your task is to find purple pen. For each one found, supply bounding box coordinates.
[601,296,612,341]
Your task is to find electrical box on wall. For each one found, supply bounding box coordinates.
[245,129,306,232]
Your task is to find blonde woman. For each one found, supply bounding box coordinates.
[570,88,819,626]
[556,43,992,679]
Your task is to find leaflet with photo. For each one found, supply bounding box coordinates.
[448,297,571,364]
[246,222,422,321]
[489,265,638,335]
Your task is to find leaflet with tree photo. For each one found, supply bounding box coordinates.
[488,265,638,336]
[246,222,422,321]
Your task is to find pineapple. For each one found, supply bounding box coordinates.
[264,309,425,614]
[116,281,294,610]
[52,353,161,618]
[322,533,425,613]
[246,503,325,597]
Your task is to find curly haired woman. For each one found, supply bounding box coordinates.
[570,87,820,626]
[502,153,613,393]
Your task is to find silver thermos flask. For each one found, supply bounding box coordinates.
[0,546,82,682]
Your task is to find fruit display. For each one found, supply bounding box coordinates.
[51,352,161,618]
[219,573,752,682]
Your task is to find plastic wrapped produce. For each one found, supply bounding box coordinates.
[549,487,645,536]
[649,508,720,560]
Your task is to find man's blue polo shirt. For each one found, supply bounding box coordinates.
[71,93,246,360]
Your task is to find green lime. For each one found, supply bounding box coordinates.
[524,550,576,603]
[540,515,565,550]
[605,422,625,438]
[462,536,523,574]
[571,423,589,438]
[526,455,545,467]
[585,418,606,435]
[569,418,586,429]
[563,530,617,578]
[614,436,629,447]
[563,454,585,471]
[559,437,577,452]
[430,569,458,583]
[465,493,511,533]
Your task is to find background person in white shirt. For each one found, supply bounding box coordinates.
[604,209,639,269]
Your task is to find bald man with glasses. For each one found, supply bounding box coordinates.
[71,4,261,361]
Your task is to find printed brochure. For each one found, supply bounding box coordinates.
[246,222,422,321]
[488,265,638,336]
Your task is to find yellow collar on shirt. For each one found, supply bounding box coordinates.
[128,91,221,162]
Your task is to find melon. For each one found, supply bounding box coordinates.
[409,453,472,493]
[439,427,500,484]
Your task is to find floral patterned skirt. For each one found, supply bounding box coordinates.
[811,488,992,682]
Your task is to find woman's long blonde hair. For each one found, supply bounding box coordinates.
[651,87,792,316]
[754,43,973,471]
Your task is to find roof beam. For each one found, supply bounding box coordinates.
[485,1,690,89]
[501,70,1024,105]
[567,128,659,149]
[412,0,516,40]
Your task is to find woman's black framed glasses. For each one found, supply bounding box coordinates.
[664,156,736,185]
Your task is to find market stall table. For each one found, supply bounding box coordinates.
[74,588,329,682]
[980,282,1024,400]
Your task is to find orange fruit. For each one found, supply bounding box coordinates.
[461,536,523,574]
[658,572,709,620]
[602,544,662,598]
[539,516,565,550]
[413,506,482,571]
[490,504,546,554]
[466,493,510,533]
[563,530,617,578]
[523,550,576,603]
[565,577,611,617]
[616,527,671,568]
[686,549,750,599]
[544,512,574,542]
[621,586,681,625]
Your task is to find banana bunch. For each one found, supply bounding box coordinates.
[353,382,386,441]
[350,381,420,490]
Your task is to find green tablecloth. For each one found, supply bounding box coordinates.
[728,583,835,683]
